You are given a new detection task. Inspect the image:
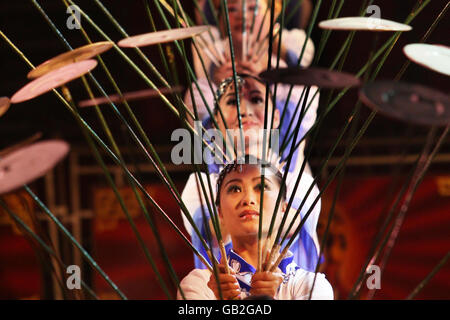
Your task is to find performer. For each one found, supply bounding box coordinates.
[178,158,333,300]
[184,0,319,175]
[181,74,321,272]
[190,0,315,83]
[194,0,313,30]
[186,0,316,126]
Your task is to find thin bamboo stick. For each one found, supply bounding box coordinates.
[222,0,246,158]
[34,2,213,280]
[406,251,450,300]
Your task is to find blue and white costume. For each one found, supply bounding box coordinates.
[181,82,322,272]
[181,24,322,272]
[181,161,321,272]
[177,248,333,300]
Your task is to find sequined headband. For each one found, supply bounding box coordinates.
[215,155,285,206]
[215,73,269,104]
[215,76,245,103]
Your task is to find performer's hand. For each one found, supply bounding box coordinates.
[250,271,283,299]
[247,22,282,60]
[207,264,241,300]
[213,60,233,85]
[212,58,266,85]
[212,59,252,85]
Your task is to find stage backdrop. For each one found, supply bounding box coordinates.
[1,175,449,299]
[317,174,450,299]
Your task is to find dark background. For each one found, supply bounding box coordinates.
[0,0,449,300]
[1,0,448,158]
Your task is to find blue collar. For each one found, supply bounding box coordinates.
[226,248,299,295]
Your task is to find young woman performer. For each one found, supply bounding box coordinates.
[194,0,313,31]
[178,158,333,300]
[181,74,321,272]
[186,0,316,122]
[185,0,319,174]
[191,0,315,82]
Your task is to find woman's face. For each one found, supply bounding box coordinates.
[217,164,285,241]
[215,77,280,158]
[220,0,271,45]
[214,77,280,154]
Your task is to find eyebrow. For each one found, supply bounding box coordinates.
[225,176,274,185]
[225,89,262,97]
[229,0,257,5]
[224,176,271,184]
[251,176,273,184]
[224,178,242,187]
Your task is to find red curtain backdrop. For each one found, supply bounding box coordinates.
[318,174,450,299]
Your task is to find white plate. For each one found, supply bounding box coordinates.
[0,97,11,118]
[319,17,412,32]
[78,86,183,107]
[11,60,97,104]
[27,41,113,79]
[118,26,211,48]
[0,140,70,195]
[404,43,450,76]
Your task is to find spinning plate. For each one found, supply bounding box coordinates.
[118,25,211,47]
[259,67,361,89]
[318,17,412,32]
[403,44,450,76]
[27,41,113,79]
[0,140,70,195]
[359,81,450,126]
[0,97,11,118]
[11,60,98,104]
[78,86,183,107]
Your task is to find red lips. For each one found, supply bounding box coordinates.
[241,121,259,129]
[239,209,259,219]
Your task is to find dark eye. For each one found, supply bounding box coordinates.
[226,99,237,106]
[255,183,270,192]
[251,96,264,104]
[227,185,241,193]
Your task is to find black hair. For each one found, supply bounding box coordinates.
[213,73,274,116]
[215,154,286,206]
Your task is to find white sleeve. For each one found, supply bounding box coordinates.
[184,78,217,122]
[289,270,334,300]
[181,173,204,235]
[282,28,315,67]
[273,84,319,155]
[282,84,319,140]
[299,85,320,136]
[177,269,216,300]
[180,172,218,236]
